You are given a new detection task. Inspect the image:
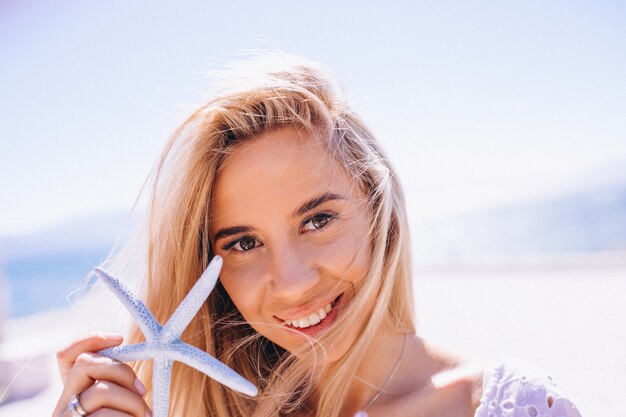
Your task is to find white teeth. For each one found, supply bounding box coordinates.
[308,312,321,326]
[286,301,334,329]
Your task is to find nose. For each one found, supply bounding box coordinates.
[267,243,320,299]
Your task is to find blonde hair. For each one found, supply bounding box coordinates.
[102,53,415,417]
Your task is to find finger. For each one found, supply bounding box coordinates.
[54,352,145,417]
[59,408,134,417]
[88,409,134,417]
[79,381,151,417]
[57,333,124,383]
[65,352,144,397]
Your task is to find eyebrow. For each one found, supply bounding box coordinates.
[214,225,253,243]
[292,192,344,218]
[213,192,344,243]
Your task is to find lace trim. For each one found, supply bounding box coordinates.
[473,355,583,417]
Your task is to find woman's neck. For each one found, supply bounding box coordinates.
[307,320,422,416]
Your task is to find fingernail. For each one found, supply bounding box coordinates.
[103,332,123,341]
[135,378,146,395]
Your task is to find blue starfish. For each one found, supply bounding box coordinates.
[93,256,257,417]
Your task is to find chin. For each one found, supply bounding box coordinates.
[281,316,366,366]
[259,288,370,363]
[323,326,362,363]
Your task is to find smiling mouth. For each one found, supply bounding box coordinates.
[281,294,343,329]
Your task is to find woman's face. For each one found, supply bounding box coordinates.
[211,127,371,360]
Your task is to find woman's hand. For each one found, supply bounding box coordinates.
[52,333,152,417]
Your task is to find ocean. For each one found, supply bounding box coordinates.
[2,247,111,318]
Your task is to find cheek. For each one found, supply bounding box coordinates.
[312,224,371,284]
[219,260,267,321]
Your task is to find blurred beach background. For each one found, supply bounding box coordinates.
[1,1,625,415]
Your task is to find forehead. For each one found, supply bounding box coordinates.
[211,127,355,221]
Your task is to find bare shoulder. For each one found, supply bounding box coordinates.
[380,337,487,417]
[423,338,487,403]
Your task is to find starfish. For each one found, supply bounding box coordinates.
[93,255,257,417]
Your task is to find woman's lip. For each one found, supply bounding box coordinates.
[273,293,343,322]
[285,294,343,327]
[283,293,345,337]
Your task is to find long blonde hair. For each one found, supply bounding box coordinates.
[102,54,415,417]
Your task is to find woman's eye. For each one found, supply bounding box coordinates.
[302,213,335,232]
[231,236,260,252]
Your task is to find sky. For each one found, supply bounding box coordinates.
[1,0,625,236]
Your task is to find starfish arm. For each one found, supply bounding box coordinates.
[151,358,173,417]
[94,267,162,339]
[167,341,258,397]
[161,256,222,342]
[97,342,151,363]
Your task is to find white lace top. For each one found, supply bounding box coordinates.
[474,355,583,417]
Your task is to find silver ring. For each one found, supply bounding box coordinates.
[67,393,89,416]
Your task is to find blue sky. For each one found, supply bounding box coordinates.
[1,0,625,236]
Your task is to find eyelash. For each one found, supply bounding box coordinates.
[221,212,337,254]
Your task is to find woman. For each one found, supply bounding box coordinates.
[52,55,582,417]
